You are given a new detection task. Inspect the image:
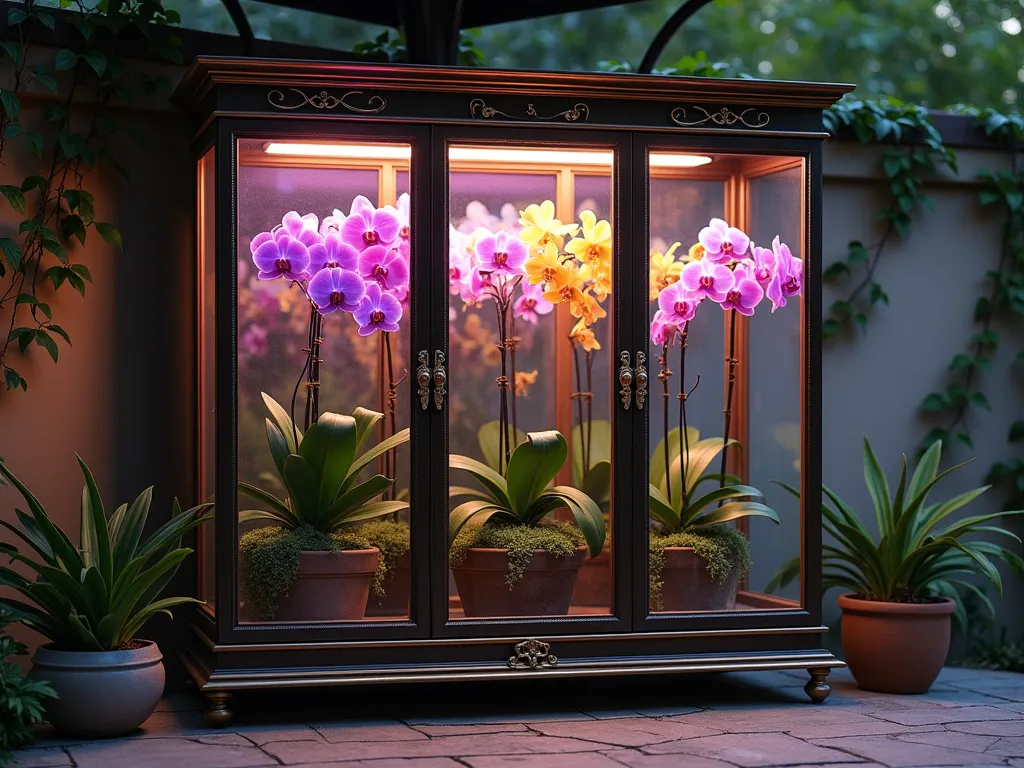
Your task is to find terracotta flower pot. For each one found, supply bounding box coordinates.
[365,550,412,618]
[30,641,164,738]
[570,546,611,607]
[838,593,955,694]
[657,547,739,612]
[274,549,380,622]
[452,547,587,617]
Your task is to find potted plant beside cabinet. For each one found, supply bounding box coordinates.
[769,437,1024,694]
[0,458,212,737]
[239,393,410,622]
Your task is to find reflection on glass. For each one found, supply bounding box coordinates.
[446,148,613,619]
[646,152,805,614]
[197,148,217,611]
[235,140,413,624]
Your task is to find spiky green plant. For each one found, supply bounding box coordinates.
[0,459,213,651]
[0,611,56,763]
[448,430,605,558]
[767,438,1024,623]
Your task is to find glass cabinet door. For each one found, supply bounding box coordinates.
[436,134,632,634]
[229,133,429,635]
[637,142,810,625]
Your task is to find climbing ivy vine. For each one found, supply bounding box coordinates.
[821,98,957,339]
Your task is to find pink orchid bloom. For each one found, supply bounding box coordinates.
[512,281,554,324]
[680,258,734,303]
[280,211,322,248]
[308,233,360,273]
[342,195,401,251]
[308,267,365,315]
[650,309,679,346]
[720,262,765,316]
[358,244,409,293]
[698,218,750,264]
[769,237,803,312]
[657,281,700,326]
[475,231,528,278]
[353,283,402,336]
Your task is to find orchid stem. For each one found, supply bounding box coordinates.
[384,331,399,508]
[720,309,738,490]
[585,349,594,477]
[572,340,586,481]
[510,304,518,438]
[658,343,672,505]
[678,324,689,511]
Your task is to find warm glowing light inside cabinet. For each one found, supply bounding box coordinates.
[263,142,713,167]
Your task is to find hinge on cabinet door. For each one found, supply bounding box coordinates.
[432,351,447,411]
[635,351,648,410]
[508,639,557,670]
[618,351,633,410]
[416,351,431,410]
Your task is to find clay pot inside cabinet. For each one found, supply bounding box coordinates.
[453,547,587,617]
[570,546,611,608]
[657,547,739,612]
[365,550,412,618]
[838,593,955,694]
[274,548,380,622]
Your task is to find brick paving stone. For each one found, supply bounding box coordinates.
[411,723,530,736]
[630,705,703,717]
[528,718,722,746]
[896,730,1001,752]
[233,723,328,745]
[404,709,589,725]
[192,733,256,746]
[950,720,1024,736]
[987,736,1024,757]
[463,753,626,768]
[66,736,277,768]
[865,705,1021,726]
[263,733,603,763]
[641,732,854,766]
[669,706,876,735]
[598,749,745,768]
[5,747,72,767]
[811,734,1007,767]
[311,719,429,743]
[285,760,464,768]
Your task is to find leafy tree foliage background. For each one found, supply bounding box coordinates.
[165,0,1023,108]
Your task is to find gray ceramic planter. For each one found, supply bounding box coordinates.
[30,640,165,737]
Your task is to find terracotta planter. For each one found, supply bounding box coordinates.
[274,549,380,622]
[365,550,411,618]
[452,546,586,617]
[657,547,739,612]
[570,546,611,607]
[838,593,955,694]
[30,641,164,738]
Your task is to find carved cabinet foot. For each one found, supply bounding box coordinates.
[205,692,233,726]
[804,667,832,704]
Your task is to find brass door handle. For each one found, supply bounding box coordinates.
[635,351,648,410]
[432,350,447,411]
[416,350,431,410]
[618,351,633,410]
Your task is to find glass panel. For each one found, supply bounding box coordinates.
[446,146,615,620]
[197,148,217,612]
[646,152,805,614]
[235,139,415,623]
[747,165,804,607]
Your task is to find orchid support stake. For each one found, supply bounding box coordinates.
[720,309,738,488]
[658,343,672,504]
[585,348,594,477]
[383,330,399,505]
[678,324,689,510]
[571,340,587,479]
[509,308,519,437]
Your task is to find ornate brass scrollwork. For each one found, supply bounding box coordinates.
[267,88,387,114]
[635,351,648,410]
[618,351,633,410]
[508,639,557,670]
[416,351,431,411]
[669,105,770,129]
[432,351,447,411]
[469,98,589,122]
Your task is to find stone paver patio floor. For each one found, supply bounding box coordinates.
[14,666,1024,767]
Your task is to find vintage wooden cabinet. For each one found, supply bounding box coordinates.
[175,57,852,724]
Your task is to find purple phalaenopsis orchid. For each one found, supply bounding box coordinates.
[657,281,700,325]
[251,230,311,282]
[698,218,750,264]
[308,267,365,315]
[475,231,528,278]
[750,245,778,289]
[720,262,764,316]
[320,208,347,237]
[680,258,734,303]
[512,281,554,324]
[354,283,403,336]
[650,309,679,345]
[359,244,410,294]
[309,233,360,273]
[342,195,401,251]
[281,211,323,248]
[768,237,802,312]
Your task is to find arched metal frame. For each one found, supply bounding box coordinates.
[220,0,256,56]
[637,0,716,74]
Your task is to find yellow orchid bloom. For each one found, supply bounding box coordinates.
[543,261,585,307]
[649,241,683,301]
[565,210,612,274]
[524,241,563,286]
[514,369,539,397]
[688,242,705,261]
[570,319,601,352]
[519,200,579,251]
[581,264,612,301]
[572,289,608,326]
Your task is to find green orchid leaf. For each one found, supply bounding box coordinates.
[262,392,301,454]
[648,484,680,531]
[265,418,290,474]
[540,485,605,557]
[282,454,321,524]
[506,431,567,515]
[345,428,411,482]
[571,419,611,483]
[352,406,384,453]
[692,501,780,527]
[479,420,527,472]
[238,482,297,528]
[449,454,511,508]
[299,412,358,510]
[448,500,508,547]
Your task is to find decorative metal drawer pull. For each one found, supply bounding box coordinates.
[432,350,447,411]
[416,351,431,411]
[508,639,557,670]
[635,351,648,410]
[618,351,633,410]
